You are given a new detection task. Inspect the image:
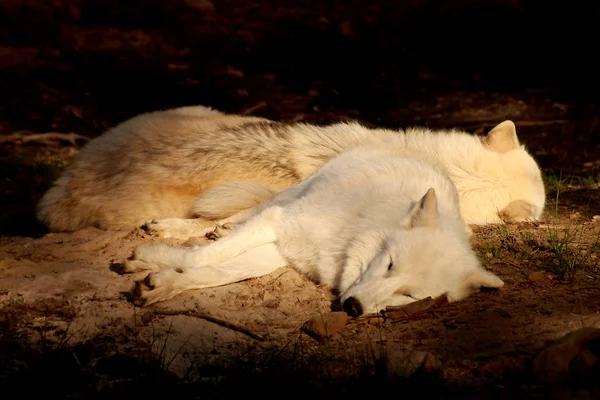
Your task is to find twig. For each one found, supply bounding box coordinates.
[382,296,437,319]
[0,131,89,146]
[353,312,383,320]
[384,296,434,311]
[239,101,267,115]
[353,294,448,321]
[36,82,62,96]
[455,119,570,132]
[510,119,570,127]
[290,113,305,122]
[450,119,570,131]
[152,309,265,341]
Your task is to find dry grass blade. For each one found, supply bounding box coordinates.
[152,309,265,341]
[0,131,89,146]
[239,101,267,115]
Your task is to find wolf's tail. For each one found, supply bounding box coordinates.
[36,172,93,231]
[191,181,280,220]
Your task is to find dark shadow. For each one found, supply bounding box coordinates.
[109,263,128,275]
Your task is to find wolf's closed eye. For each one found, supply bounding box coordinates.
[388,262,393,271]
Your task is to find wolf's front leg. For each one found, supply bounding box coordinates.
[144,217,217,240]
[125,206,281,271]
[131,243,288,306]
[145,207,259,240]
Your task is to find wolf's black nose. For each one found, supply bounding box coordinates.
[343,297,363,317]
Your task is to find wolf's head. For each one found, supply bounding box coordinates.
[455,120,546,225]
[484,121,546,223]
[340,188,504,317]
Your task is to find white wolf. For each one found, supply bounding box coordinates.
[124,146,504,315]
[37,105,545,233]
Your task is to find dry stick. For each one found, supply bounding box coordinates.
[0,131,89,146]
[455,119,570,131]
[290,113,305,122]
[152,309,265,341]
[239,101,267,115]
[382,296,437,320]
[36,81,62,95]
[384,296,435,312]
[511,119,571,127]
[353,294,448,321]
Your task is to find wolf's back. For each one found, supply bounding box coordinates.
[36,106,298,231]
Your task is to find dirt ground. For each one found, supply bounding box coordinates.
[1,1,600,398]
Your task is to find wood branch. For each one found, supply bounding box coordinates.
[510,119,570,127]
[290,113,305,122]
[239,101,267,115]
[353,294,448,321]
[385,296,434,312]
[354,312,383,320]
[152,309,265,341]
[36,81,62,96]
[0,131,89,146]
[383,296,436,319]
[453,119,570,132]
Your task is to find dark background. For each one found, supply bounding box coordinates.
[1,0,599,131]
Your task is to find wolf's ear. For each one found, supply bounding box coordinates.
[463,270,504,290]
[483,120,520,153]
[403,188,439,228]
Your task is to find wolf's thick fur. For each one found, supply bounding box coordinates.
[37,105,545,231]
[124,146,504,313]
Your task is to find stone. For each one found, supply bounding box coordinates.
[532,327,600,382]
[303,311,348,340]
[528,271,547,283]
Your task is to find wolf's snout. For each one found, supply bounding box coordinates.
[342,297,363,317]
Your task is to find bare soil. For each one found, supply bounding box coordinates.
[1,1,599,398]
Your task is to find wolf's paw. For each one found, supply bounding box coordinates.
[123,258,160,273]
[144,218,216,240]
[498,200,539,223]
[205,223,237,241]
[122,243,176,272]
[130,269,185,306]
